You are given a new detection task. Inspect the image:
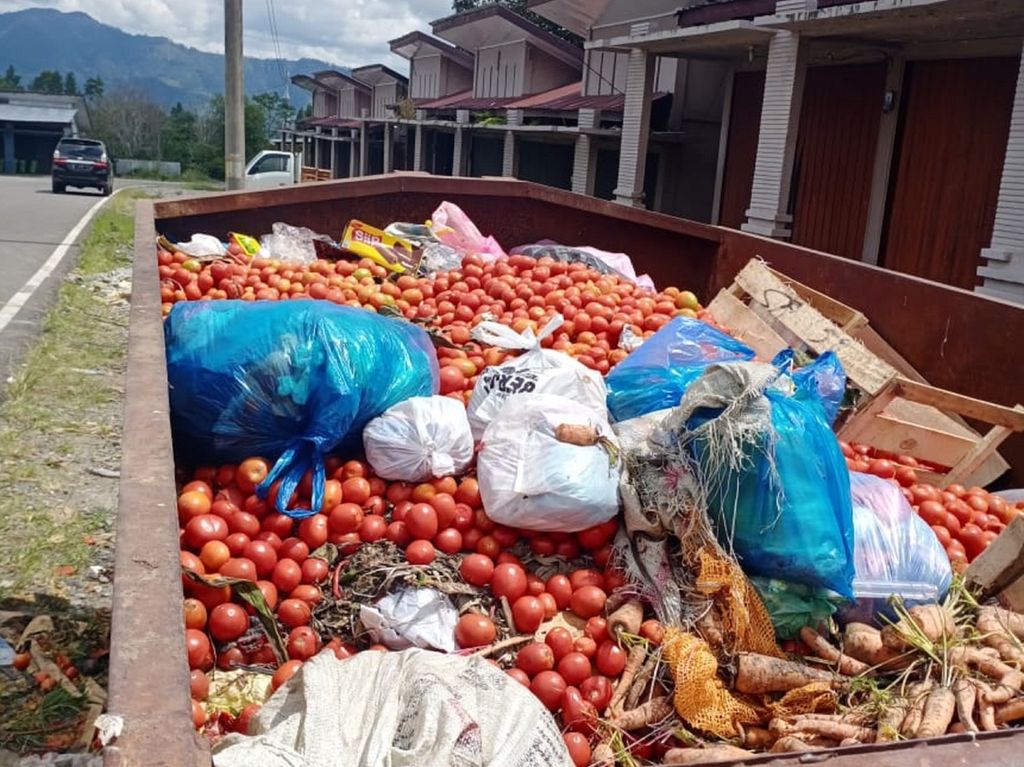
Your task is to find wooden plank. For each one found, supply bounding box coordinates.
[767,269,867,333]
[837,378,900,444]
[849,325,926,383]
[944,422,1016,488]
[966,516,1024,599]
[851,412,976,468]
[893,379,1024,432]
[707,289,788,361]
[734,260,896,394]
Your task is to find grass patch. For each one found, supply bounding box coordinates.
[0,190,145,596]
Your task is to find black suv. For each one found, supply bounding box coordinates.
[51,137,112,195]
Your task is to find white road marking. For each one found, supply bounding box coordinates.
[0,191,118,335]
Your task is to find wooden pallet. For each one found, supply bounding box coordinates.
[300,166,332,182]
[707,259,1024,487]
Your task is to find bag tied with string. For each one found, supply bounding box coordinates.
[466,314,607,441]
[165,300,438,518]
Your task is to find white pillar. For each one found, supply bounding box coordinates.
[359,109,369,176]
[572,108,600,196]
[614,49,654,207]
[861,55,906,264]
[453,109,470,177]
[313,132,321,169]
[413,110,426,172]
[502,110,522,177]
[383,123,393,173]
[742,30,808,238]
[979,48,1024,303]
[349,129,359,177]
[329,128,337,178]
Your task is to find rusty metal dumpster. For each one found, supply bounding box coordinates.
[106,174,1024,767]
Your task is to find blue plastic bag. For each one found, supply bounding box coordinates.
[838,472,953,625]
[680,363,856,598]
[165,301,438,518]
[605,317,755,422]
[772,350,847,425]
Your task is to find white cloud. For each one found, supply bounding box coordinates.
[0,0,455,71]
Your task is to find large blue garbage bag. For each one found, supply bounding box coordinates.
[605,317,755,422]
[679,362,855,598]
[165,300,438,518]
[771,349,847,425]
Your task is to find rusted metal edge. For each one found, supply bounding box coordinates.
[104,200,209,767]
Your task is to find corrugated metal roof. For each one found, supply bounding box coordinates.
[307,117,362,129]
[0,104,77,125]
[418,90,474,109]
[506,81,630,112]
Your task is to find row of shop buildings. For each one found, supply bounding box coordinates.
[281,0,1024,301]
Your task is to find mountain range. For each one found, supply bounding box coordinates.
[0,8,345,107]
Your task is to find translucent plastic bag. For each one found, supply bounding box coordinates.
[429,201,506,262]
[477,393,621,532]
[772,350,847,425]
[677,362,856,597]
[363,396,474,482]
[467,315,607,441]
[165,301,438,518]
[605,317,755,422]
[839,472,953,625]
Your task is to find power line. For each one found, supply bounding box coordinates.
[264,0,289,96]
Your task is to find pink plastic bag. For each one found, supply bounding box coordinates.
[429,202,507,262]
[574,246,656,291]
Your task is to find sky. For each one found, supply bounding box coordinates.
[0,0,456,70]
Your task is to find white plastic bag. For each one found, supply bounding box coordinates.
[363,396,474,481]
[359,589,458,652]
[477,393,621,532]
[467,315,608,441]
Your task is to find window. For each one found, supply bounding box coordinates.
[248,153,289,174]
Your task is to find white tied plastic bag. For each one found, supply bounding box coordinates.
[212,649,572,767]
[467,315,608,441]
[363,396,474,481]
[359,588,459,652]
[477,393,621,532]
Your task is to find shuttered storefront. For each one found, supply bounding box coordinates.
[881,57,1018,288]
[790,62,886,260]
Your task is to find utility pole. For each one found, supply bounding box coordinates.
[224,0,245,190]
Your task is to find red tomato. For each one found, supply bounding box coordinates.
[546,575,573,610]
[530,670,567,711]
[571,586,607,620]
[243,540,278,577]
[234,703,261,735]
[460,553,495,586]
[301,557,328,584]
[918,501,946,528]
[563,732,591,767]
[178,491,212,524]
[329,503,363,534]
[867,459,896,479]
[219,557,257,582]
[640,620,665,646]
[595,641,627,677]
[278,598,311,628]
[190,669,209,700]
[186,629,214,671]
[492,563,528,601]
[958,523,987,560]
[453,503,475,531]
[439,365,467,394]
[341,477,372,506]
[507,668,531,687]
[569,569,604,590]
[406,539,436,565]
[475,535,501,559]
[557,652,592,687]
[386,520,412,548]
[434,527,463,554]
[580,675,613,710]
[184,514,229,550]
[262,513,294,539]
[455,478,482,508]
[538,592,558,619]
[455,613,496,648]
[289,584,321,606]
[545,627,575,661]
[942,512,962,536]
[431,493,458,528]
[287,626,320,661]
[512,596,544,633]
[271,660,303,692]
[359,515,388,542]
[278,538,309,564]
[526,574,546,597]
[236,458,270,495]
[225,532,251,557]
[272,559,302,593]
[183,598,208,630]
[406,503,439,540]
[191,699,206,729]
[516,642,555,676]
[298,515,328,550]
[227,511,260,538]
[573,636,597,658]
[209,603,250,642]
[584,617,610,644]
[561,686,597,734]
[576,519,618,551]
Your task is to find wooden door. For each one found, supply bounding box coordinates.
[790,62,886,260]
[881,57,1018,288]
[717,70,765,229]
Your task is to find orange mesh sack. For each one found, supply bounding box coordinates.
[694,548,781,658]
[766,682,837,719]
[662,628,762,739]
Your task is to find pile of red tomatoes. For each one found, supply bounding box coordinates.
[178,456,667,763]
[841,441,1023,569]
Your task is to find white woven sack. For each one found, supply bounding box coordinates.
[363,396,474,481]
[466,315,607,441]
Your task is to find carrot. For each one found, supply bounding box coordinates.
[591,741,615,767]
[734,653,840,695]
[608,600,644,640]
[770,736,824,753]
[950,646,1024,704]
[661,745,755,764]
[799,626,869,676]
[899,679,934,737]
[882,604,956,651]
[554,424,600,446]
[975,681,998,732]
[842,623,909,670]
[772,717,875,744]
[995,697,1024,724]
[953,677,978,732]
[979,605,1024,638]
[875,695,907,743]
[609,643,646,714]
[611,696,673,730]
[838,737,861,747]
[738,724,773,750]
[915,684,956,738]
[977,606,1024,663]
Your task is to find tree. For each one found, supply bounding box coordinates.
[161,102,199,168]
[84,76,104,101]
[64,72,78,95]
[253,91,296,141]
[450,0,580,43]
[30,70,64,94]
[0,65,22,92]
[90,88,165,159]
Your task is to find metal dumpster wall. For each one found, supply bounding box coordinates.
[110,176,1024,766]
